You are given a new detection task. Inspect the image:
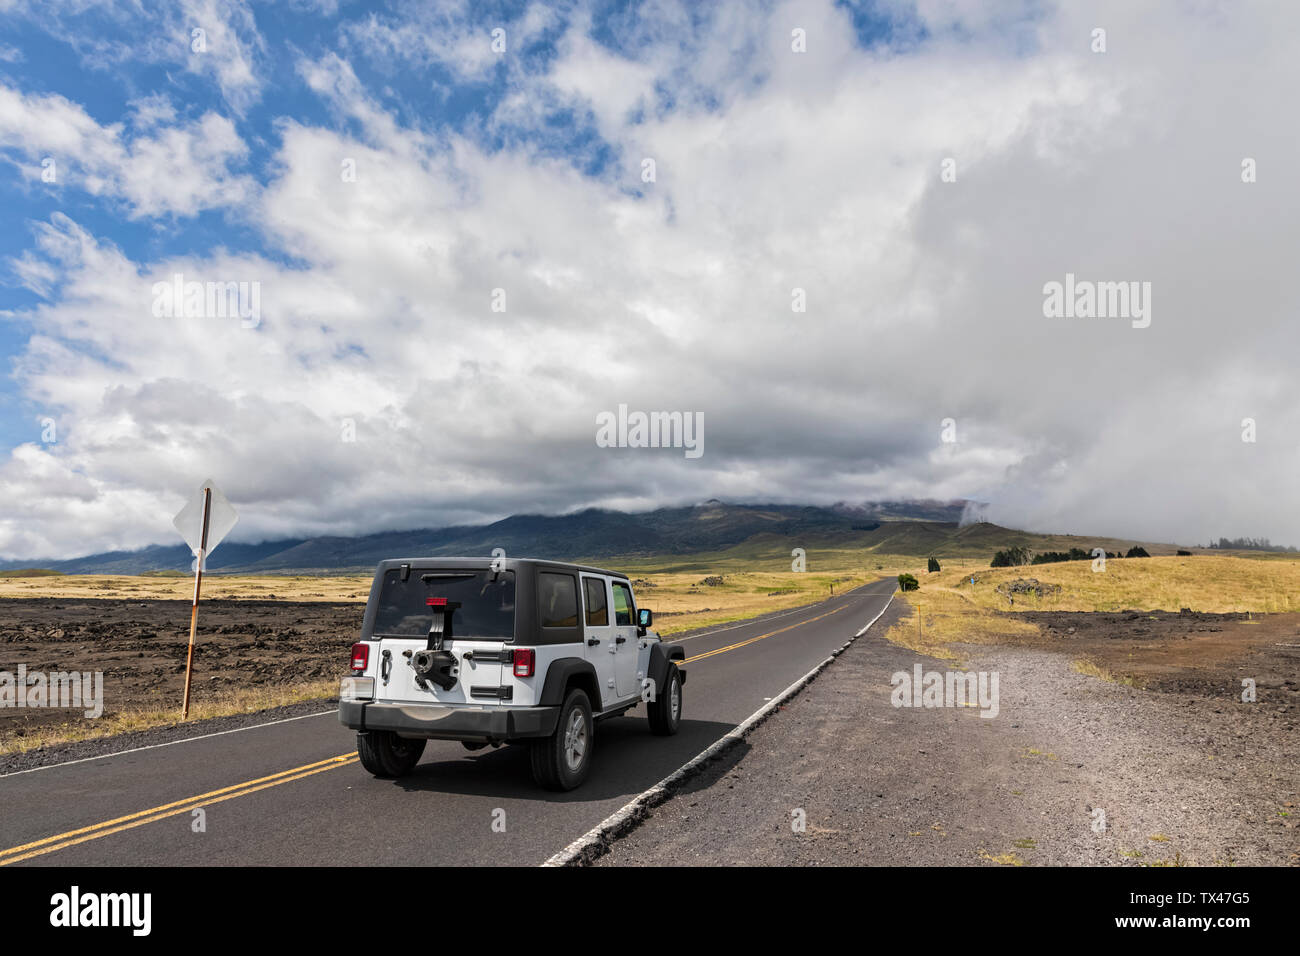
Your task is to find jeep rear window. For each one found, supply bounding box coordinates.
[373,569,516,639]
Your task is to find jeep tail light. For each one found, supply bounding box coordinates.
[513,648,535,678]
[350,643,369,671]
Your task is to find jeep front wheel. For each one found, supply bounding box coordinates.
[357,731,425,778]
[647,664,682,736]
[531,688,593,791]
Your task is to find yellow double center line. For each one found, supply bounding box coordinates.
[680,598,856,664]
[0,752,356,866]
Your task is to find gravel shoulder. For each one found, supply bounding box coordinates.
[596,603,1299,866]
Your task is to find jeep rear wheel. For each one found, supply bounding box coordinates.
[357,731,426,778]
[647,664,682,736]
[531,688,593,791]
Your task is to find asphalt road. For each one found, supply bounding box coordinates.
[0,579,895,866]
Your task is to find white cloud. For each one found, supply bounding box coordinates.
[3,0,1300,558]
[0,85,254,218]
[342,0,558,85]
[180,0,266,112]
[128,93,179,131]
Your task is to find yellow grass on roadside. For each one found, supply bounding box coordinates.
[1070,658,1139,687]
[0,680,338,756]
[0,573,373,602]
[881,588,1039,661]
[879,554,1300,662]
[938,554,1300,615]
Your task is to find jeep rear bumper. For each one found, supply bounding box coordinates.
[340,700,560,742]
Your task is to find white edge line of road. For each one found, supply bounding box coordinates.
[540,588,897,867]
[0,709,340,779]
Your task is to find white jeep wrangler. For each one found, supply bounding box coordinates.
[339,558,685,790]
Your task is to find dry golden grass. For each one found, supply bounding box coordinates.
[879,554,1300,661]
[0,573,373,602]
[1070,658,1140,687]
[943,555,1300,614]
[0,680,337,756]
[979,849,1026,866]
[882,588,1039,661]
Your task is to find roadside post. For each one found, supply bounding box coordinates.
[172,479,239,719]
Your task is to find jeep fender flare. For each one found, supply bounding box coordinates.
[647,642,686,701]
[539,657,603,711]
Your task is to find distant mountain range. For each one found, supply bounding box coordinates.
[0,499,975,574]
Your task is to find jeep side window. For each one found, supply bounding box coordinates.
[611,581,635,627]
[583,577,608,626]
[539,572,578,628]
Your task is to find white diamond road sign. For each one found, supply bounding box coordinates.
[172,479,238,569]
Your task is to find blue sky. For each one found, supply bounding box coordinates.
[0,0,1295,559]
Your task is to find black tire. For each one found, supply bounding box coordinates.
[647,664,682,736]
[356,731,425,778]
[530,688,593,791]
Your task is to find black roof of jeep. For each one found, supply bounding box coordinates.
[360,557,633,645]
[372,556,629,579]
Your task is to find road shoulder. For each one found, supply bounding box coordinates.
[594,606,1299,866]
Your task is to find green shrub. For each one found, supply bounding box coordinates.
[1030,547,1090,565]
[927,557,941,573]
[897,573,919,592]
[1125,546,1150,558]
[990,545,1031,568]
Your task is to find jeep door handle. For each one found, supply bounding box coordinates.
[587,638,600,646]
[615,636,627,644]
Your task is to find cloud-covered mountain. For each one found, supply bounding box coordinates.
[0,499,970,573]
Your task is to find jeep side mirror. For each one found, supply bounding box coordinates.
[638,608,653,628]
